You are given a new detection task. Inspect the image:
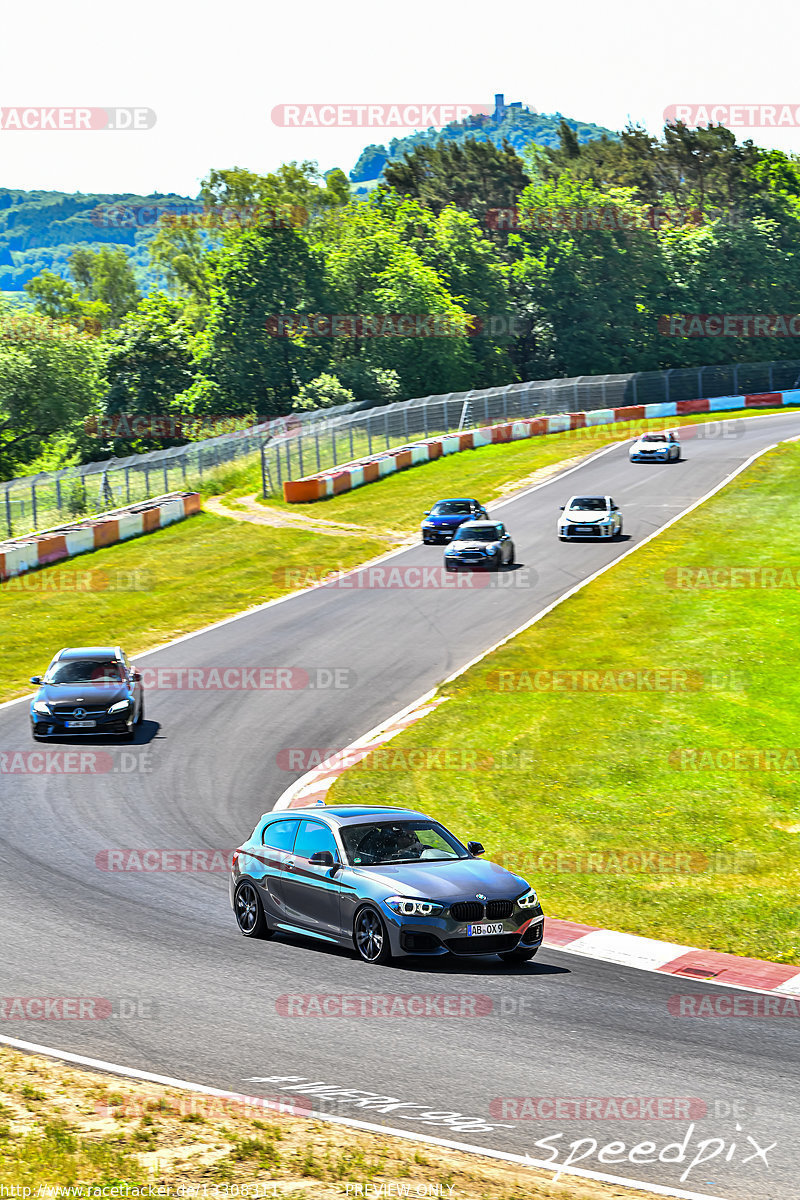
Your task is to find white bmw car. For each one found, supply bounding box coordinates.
[558,495,623,540]
[630,430,680,462]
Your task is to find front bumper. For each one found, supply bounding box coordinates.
[630,452,669,462]
[383,905,545,958]
[559,524,614,539]
[445,552,499,568]
[31,709,134,736]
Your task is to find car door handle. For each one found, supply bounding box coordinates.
[285,859,295,871]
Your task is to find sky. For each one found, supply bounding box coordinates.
[3,0,800,197]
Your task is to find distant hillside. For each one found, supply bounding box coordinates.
[0,188,196,293]
[0,96,617,292]
[349,93,617,187]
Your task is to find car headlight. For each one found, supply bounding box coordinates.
[516,887,539,909]
[423,521,436,528]
[384,896,445,917]
[108,700,132,714]
[33,701,51,715]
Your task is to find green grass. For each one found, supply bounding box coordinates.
[260,407,792,532]
[1,513,387,702]
[329,440,800,964]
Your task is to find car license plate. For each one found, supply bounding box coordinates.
[575,525,595,533]
[65,719,96,728]
[466,922,505,936]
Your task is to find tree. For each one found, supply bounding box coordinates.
[292,373,355,411]
[383,137,530,219]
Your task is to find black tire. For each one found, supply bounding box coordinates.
[445,562,456,572]
[353,906,392,965]
[31,729,43,742]
[234,881,272,939]
[499,945,539,964]
[507,546,515,566]
[135,698,144,725]
[614,524,623,539]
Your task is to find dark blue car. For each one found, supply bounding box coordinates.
[421,498,488,543]
[231,804,544,965]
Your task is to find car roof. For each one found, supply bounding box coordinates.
[52,646,123,661]
[456,519,501,529]
[566,495,610,503]
[259,805,431,827]
[433,497,478,504]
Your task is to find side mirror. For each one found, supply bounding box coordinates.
[611,504,618,511]
[467,841,485,856]
[559,506,565,511]
[309,850,336,867]
[423,510,431,516]
[132,670,142,681]
[30,676,42,685]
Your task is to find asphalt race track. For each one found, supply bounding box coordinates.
[2,412,799,1200]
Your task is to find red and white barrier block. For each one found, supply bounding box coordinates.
[283,389,800,503]
[0,491,201,582]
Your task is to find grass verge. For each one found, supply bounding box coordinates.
[0,1047,654,1199]
[0,514,387,703]
[328,440,800,965]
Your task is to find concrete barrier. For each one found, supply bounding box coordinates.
[281,389,800,504]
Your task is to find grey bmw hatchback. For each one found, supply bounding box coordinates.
[230,805,544,965]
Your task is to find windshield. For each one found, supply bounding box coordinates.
[45,660,124,685]
[453,526,497,542]
[569,497,608,512]
[641,434,668,442]
[432,501,472,516]
[340,820,467,865]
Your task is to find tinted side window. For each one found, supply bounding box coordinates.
[292,820,339,861]
[262,819,300,851]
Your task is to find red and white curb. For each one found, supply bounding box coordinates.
[274,436,800,1001]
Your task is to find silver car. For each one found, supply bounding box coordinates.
[558,495,623,540]
[230,805,544,965]
[630,430,680,462]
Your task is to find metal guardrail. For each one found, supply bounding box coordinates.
[3,357,798,537]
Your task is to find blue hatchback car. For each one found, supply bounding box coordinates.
[231,804,544,965]
[421,498,488,543]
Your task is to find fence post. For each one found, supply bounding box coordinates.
[31,484,37,530]
[422,400,428,437]
[126,467,132,502]
[298,433,304,478]
[385,409,390,449]
[403,405,409,440]
[55,477,62,511]
[275,444,282,488]
[769,362,774,390]
[144,465,150,495]
[631,374,638,405]
[4,489,11,538]
[331,427,337,466]
[733,364,739,393]
[163,461,169,494]
[367,413,373,455]
[314,425,321,472]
